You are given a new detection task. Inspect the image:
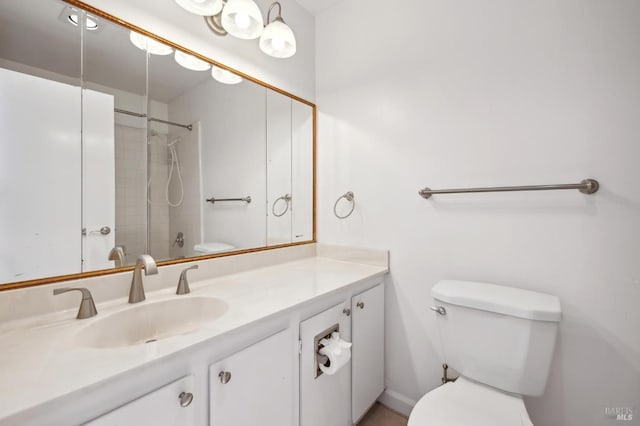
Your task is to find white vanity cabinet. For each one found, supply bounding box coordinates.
[300,301,353,426]
[299,281,385,426]
[85,375,196,426]
[208,328,294,426]
[351,284,385,423]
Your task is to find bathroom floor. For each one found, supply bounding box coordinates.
[357,403,408,426]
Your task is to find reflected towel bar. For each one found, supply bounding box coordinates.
[114,108,193,131]
[206,196,252,204]
[418,179,599,199]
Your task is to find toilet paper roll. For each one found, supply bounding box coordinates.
[318,333,352,375]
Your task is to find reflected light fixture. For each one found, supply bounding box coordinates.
[174,0,223,16]
[175,0,297,58]
[221,0,264,39]
[129,31,174,55]
[66,11,99,31]
[174,50,212,71]
[259,2,296,58]
[211,64,243,84]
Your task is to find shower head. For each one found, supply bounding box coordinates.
[168,137,180,147]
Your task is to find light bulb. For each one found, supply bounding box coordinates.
[221,0,263,39]
[174,0,223,16]
[259,19,296,58]
[234,13,251,30]
[270,37,285,51]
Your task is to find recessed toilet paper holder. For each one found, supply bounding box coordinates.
[314,323,340,379]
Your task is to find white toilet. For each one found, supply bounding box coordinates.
[408,280,562,426]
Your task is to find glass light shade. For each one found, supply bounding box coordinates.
[175,51,211,71]
[259,19,296,58]
[211,65,243,84]
[221,0,264,40]
[174,0,223,16]
[129,31,173,55]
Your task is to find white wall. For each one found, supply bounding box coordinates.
[316,1,640,426]
[83,0,316,102]
[267,90,293,245]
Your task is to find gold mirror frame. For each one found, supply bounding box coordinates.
[1,0,316,292]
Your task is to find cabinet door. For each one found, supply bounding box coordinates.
[352,284,385,423]
[209,328,294,426]
[85,376,195,426]
[300,301,352,426]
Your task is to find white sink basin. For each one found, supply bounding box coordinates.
[75,297,228,348]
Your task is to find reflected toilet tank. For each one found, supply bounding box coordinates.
[193,242,236,255]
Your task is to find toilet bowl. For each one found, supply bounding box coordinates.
[408,280,561,425]
[408,377,533,426]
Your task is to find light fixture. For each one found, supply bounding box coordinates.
[175,0,297,58]
[129,31,174,55]
[66,11,99,31]
[259,2,296,58]
[211,65,243,84]
[221,0,264,40]
[174,50,211,71]
[174,0,223,16]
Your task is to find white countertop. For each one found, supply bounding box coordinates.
[0,253,387,422]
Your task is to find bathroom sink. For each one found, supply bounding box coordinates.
[75,297,228,348]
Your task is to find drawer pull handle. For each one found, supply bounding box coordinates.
[219,371,232,384]
[356,301,364,309]
[343,308,351,316]
[178,392,193,407]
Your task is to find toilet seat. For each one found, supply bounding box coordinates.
[408,377,534,426]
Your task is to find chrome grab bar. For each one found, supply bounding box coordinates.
[419,179,599,199]
[206,196,252,204]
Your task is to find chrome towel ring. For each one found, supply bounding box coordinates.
[272,194,292,217]
[334,191,355,219]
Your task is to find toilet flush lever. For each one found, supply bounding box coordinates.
[430,306,446,315]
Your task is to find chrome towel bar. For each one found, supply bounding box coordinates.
[206,196,252,204]
[419,179,599,199]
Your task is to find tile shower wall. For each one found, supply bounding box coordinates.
[114,125,146,265]
[148,132,170,260]
[168,123,202,260]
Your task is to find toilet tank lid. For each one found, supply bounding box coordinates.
[193,242,235,254]
[432,280,562,322]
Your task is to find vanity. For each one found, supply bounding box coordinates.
[0,244,388,425]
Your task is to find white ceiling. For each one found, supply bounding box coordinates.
[292,0,344,16]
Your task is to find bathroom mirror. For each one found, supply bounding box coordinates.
[0,0,315,289]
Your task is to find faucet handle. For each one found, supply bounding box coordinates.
[53,287,98,319]
[177,265,199,295]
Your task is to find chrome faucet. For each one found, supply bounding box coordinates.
[129,254,158,303]
[108,246,125,268]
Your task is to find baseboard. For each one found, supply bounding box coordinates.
[377,388,417,418]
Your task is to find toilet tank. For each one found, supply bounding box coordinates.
[432,280,561,396]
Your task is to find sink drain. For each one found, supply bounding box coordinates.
[145,338,157,344]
